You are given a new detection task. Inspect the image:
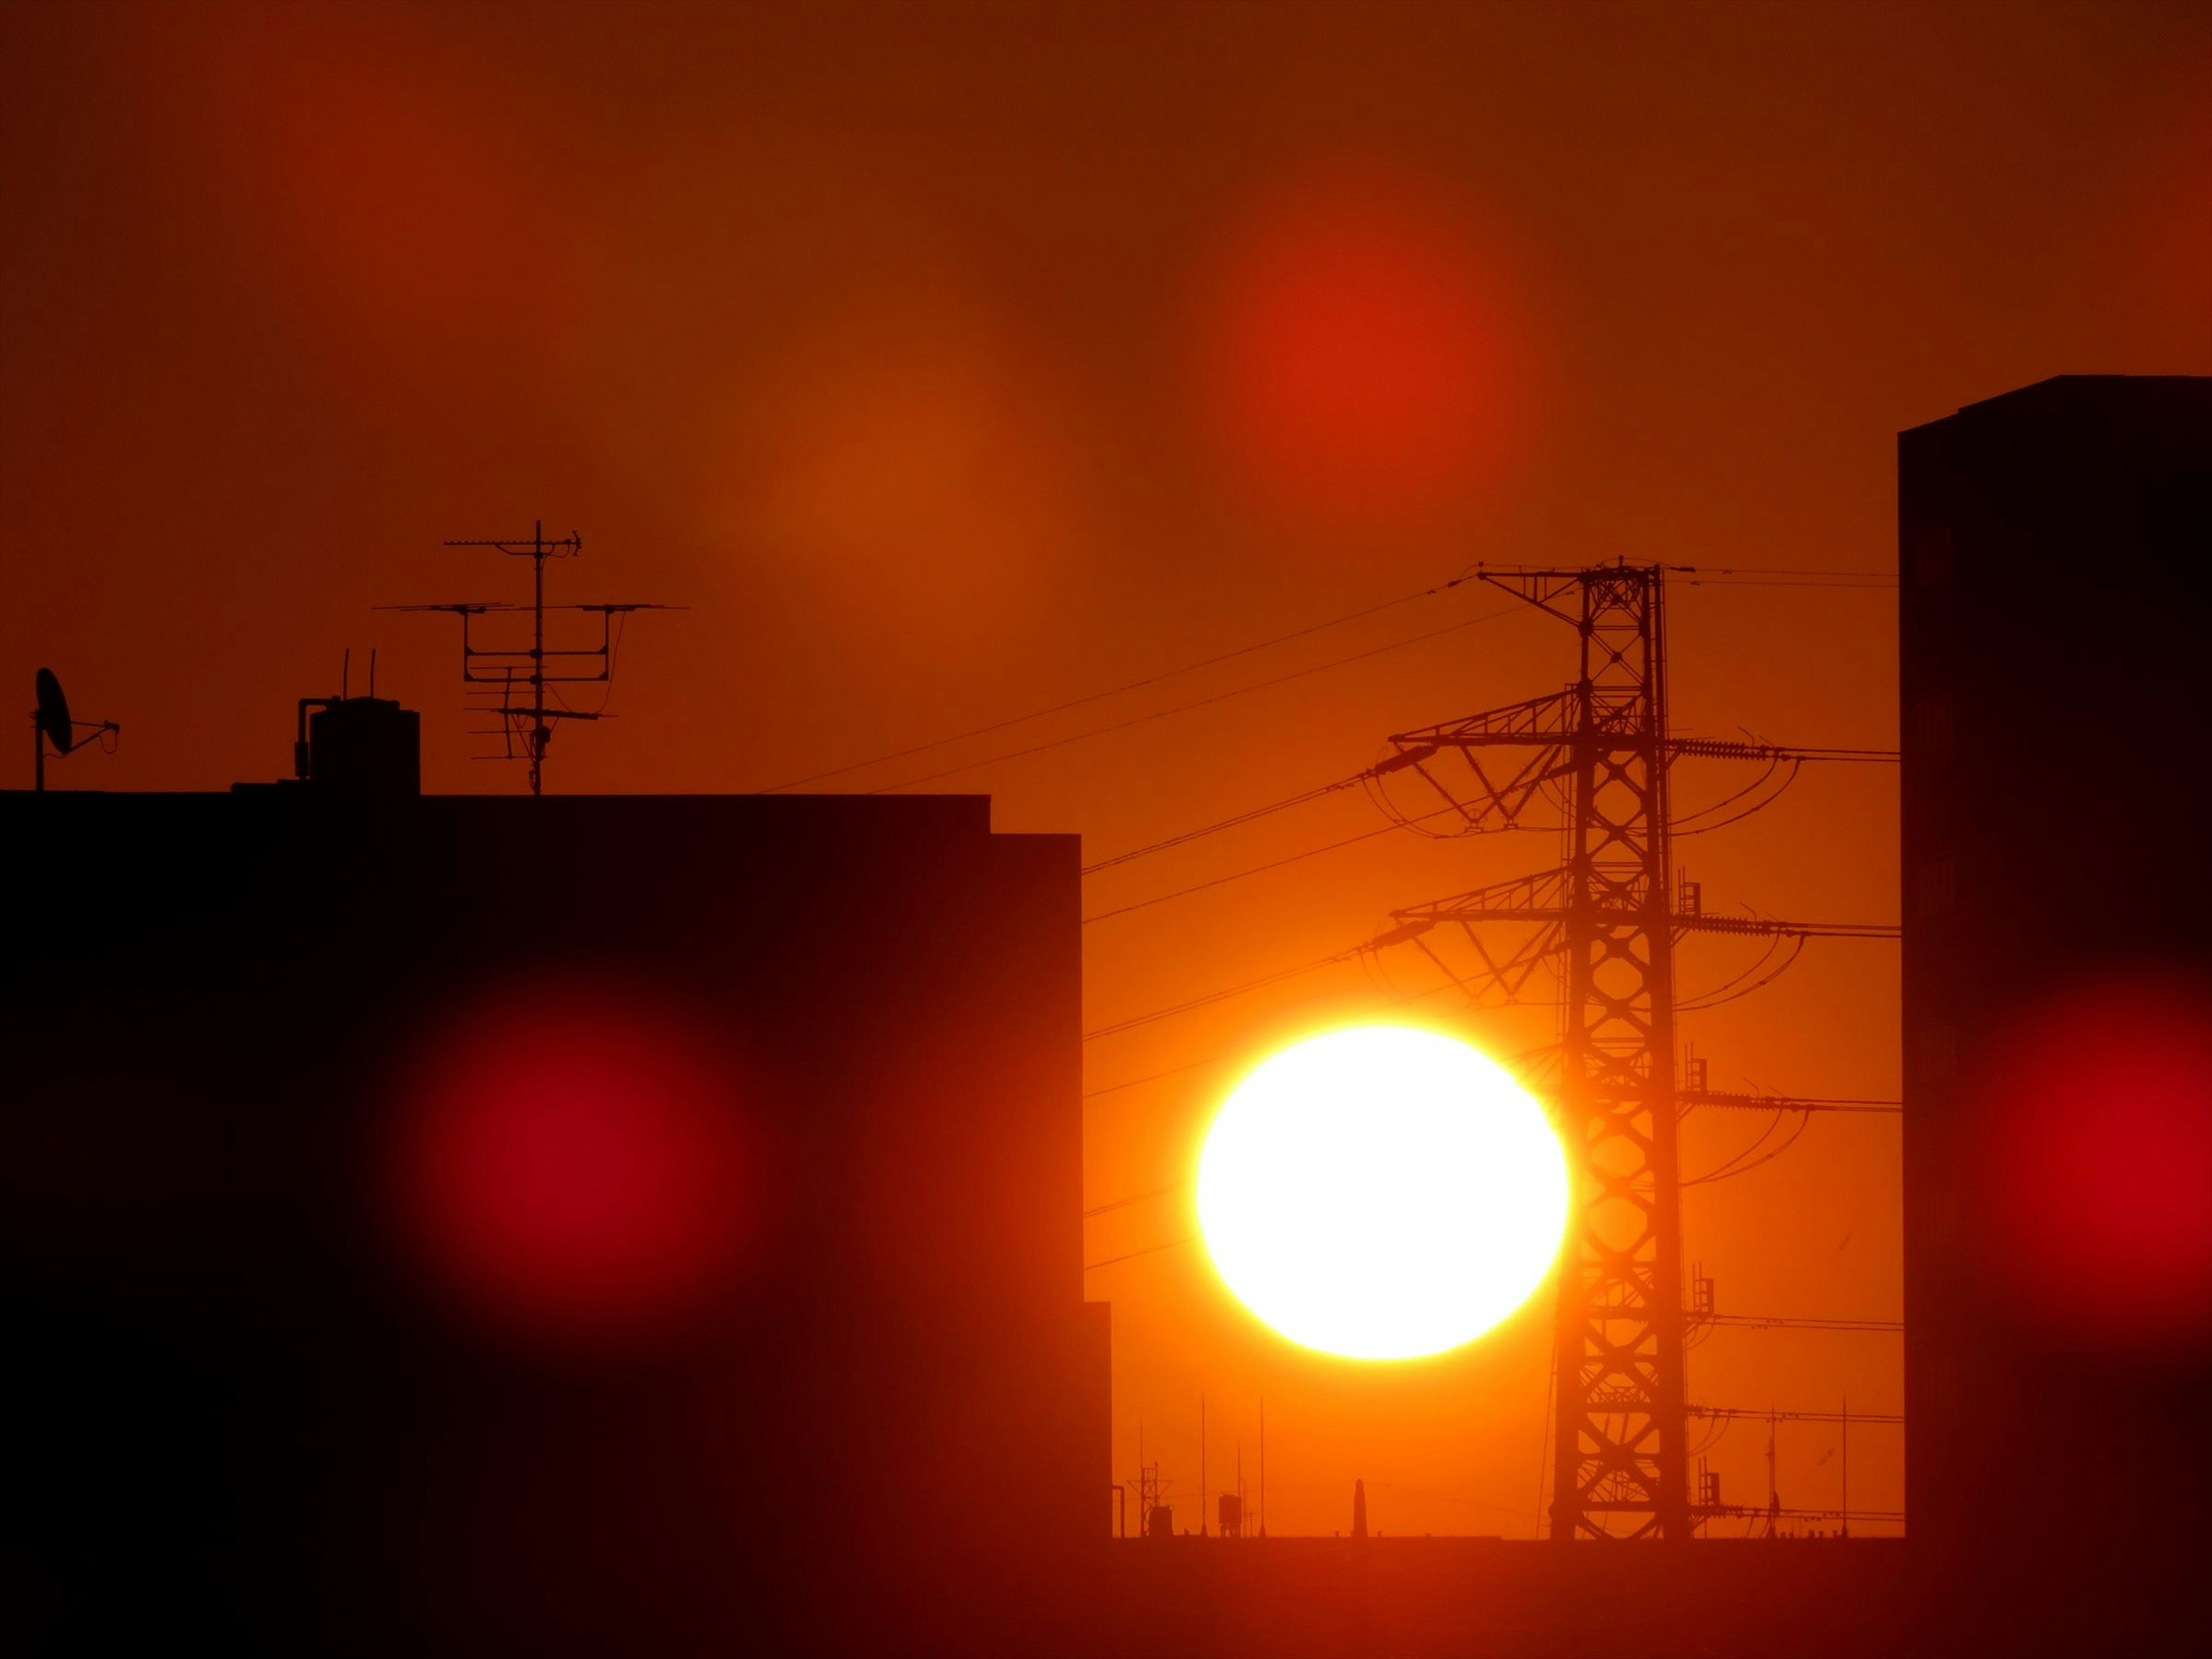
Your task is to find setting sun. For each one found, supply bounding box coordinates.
[1197,1025,1569,1360]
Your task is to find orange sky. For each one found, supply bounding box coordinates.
[7,0,2211,1538]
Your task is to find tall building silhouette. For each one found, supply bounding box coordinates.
[1900,375,2212,1652]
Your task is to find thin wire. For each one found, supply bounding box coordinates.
[1084,1053,1235,1101]
[1080,971,1473,1094]
[1673,756,1793,831]
[1084,1182,1188,1220]
[1085,1235,1198,1272]
[1700,1314,1903,1332]
[1686,1417,1730,1459]
[1535,1342,1556,1537]
[1678,932,1809,1012]
[1083,772,1369,874]
[1083,948,1362,1043]
[1082,800,1479,926]
[1675,761,1803,837]
[1685,1109,1815,1186]
[1669,565,1895,579]
[1673,575,1895,589]
[1685,1109,1788,1185]
[1677,934,1785,1009]
[755,570,1482,793]
[872,604,1517,794]
[1688,1093,1901,1115]
[1362,752,1567,841]
[1707,1112,1815,1183]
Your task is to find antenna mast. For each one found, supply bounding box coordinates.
[383,521,680,796]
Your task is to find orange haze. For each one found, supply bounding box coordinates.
[7,0,2212,1539]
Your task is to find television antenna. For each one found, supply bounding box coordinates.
[29,668,120,791]
[381,521,681,795]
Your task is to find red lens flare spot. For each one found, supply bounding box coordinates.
[394,986,757,1349]
[1973,975,2212,1347]
[165,6,546,343]
[1197,171,1534,527]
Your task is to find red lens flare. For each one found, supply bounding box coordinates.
[1196,169,1535,528]
[1972,974,2212,1348]
[392,984,758,1349]
[164,6,548,346]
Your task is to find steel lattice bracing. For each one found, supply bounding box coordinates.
[1537,565,1688,1541]
[1368,563,1902,1540]
[1387,567,1689,1538]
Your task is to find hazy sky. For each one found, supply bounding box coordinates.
[7,0,2209,1536]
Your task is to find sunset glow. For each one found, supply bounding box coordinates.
[1197,1026,1567,1360]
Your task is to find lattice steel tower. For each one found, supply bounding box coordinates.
[1374,564,1894,1539]
[1532,565,1685,1540]
[1478,566,1687,1539]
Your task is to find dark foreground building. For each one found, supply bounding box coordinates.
[1,780,1107,1655]
[1900,376,2212,1652]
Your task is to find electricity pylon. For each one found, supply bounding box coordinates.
[1372,564,1895,1540]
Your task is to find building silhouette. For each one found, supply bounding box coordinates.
[1900,374,2212,1653]
[2,759,1106,1654]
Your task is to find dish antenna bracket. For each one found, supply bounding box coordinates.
[31,668,120,791]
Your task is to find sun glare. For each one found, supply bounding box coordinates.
[1198,1025,1568,1359]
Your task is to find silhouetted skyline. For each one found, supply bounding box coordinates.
[6,1,2211,1627]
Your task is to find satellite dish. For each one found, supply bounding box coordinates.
[35,668,74,756]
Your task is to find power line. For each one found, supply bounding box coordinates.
[754,570,1484,793]
[1673,575,1896,590]
[1082,799,1475,926]
[1081,772,1369,874]
[1082,948,1362,1043]
[1084,1182,1188,1219]
[1684,1090,1901,1115]
[1672,565,1895,578]
[1689,1406,1903,1426]
[759,559,1885,798]
[1085,1235,1198,1272]
[1084,1053,1236,1101]
[1698,1315,1903,1333]
[1080,927,1496,1051]
[1684,1108,1813,1186]
[870,604,1517,794]
[1665,563,1897,589]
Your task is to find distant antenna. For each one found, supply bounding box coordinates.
[30,668,120,791]
[380,521,681,796]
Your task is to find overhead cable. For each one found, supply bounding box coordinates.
[1082,799,1478,926]
[1697,1313,1903,1332]
[1081,975,1482,1097]
[1084,1052,1236,1101]
[1083,1235,1197,1272]
[1082,948,1362,1043]
[1082,773,1368,874]
[755,569,1484,793]
[871,604,1516,793]
[1082,1181,1188,1220]
[1684,1108,1815,1185]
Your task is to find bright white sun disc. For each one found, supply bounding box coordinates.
[1197,1025,1568,1359]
